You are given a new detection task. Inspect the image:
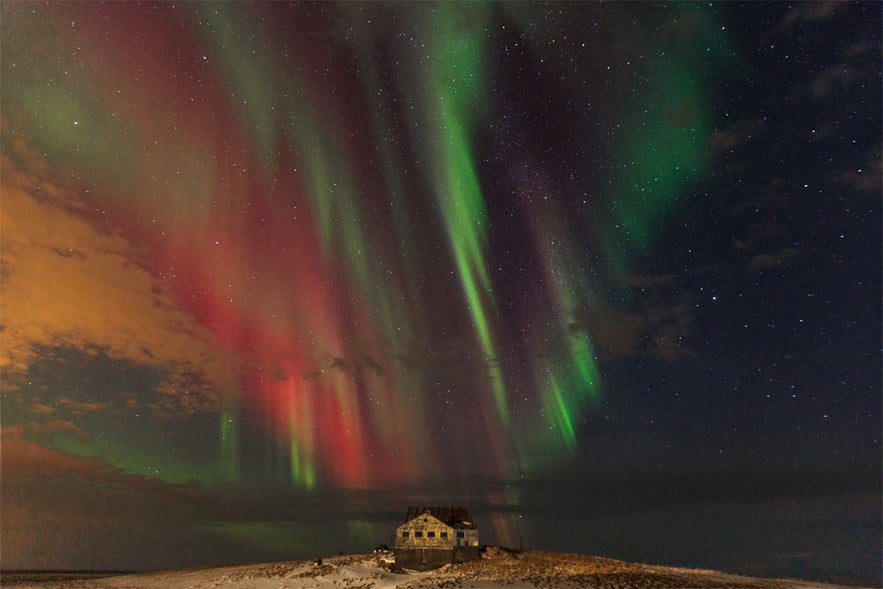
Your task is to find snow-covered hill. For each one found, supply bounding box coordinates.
[6,549,870,589]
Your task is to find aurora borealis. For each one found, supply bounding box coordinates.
[1,2,880,584]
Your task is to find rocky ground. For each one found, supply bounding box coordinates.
[4,549,870,589]
[408,548,799,589]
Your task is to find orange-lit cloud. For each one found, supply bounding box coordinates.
[23,419,92,442]
[0,132,232,419]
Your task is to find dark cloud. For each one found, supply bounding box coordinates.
[810,64,868,100]
[573,277,696,363]
[838,145,882,194]
[303,352,385,381]
[747,247,801,273]
[358,353,388,377]
[395,340,492,377]
[706,118,767,156]
[304,355,349,380]
[783,8,880,105]
[584,305,647,360]
[619,273,677,289]
[10,345,220,424]
[733,222,789,252]
[781,2,841,29]
[50,246,87,259]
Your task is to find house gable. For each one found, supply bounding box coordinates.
[395,512,453,549]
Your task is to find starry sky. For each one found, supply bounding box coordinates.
[1,1,880,584]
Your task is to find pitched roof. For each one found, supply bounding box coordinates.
[404,506,473,525]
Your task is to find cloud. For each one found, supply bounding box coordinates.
[358,353,388,377]
[706,118,767,155]
[747,247,801,273]
[619,273,677,288]
[838,145,882,194]
[24,419,92,442]
[593,309,647,359]
[732,221,789,252]
[573,276,696,362]
[781,2,841,29]
[0,139,233,418]
[394,338,495,379]
[305,355,350,380]
[727,181,800,260]
[786,9,878,104]
[810,64,867,100]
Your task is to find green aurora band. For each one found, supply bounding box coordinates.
[603,5,734,276]
[417,3,510,424]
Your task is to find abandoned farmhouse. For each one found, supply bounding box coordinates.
[394,506,479,570]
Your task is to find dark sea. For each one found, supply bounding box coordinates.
[0,571,124,587]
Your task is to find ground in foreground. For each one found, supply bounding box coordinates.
[5,549,871,589]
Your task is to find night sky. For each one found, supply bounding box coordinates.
[1,1,880,584]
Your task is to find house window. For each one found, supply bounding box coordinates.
[415,531,423,537]
[427,531,435,538]
[440,532,448,538]
[401,532,409,538]
[456,531,465,538]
